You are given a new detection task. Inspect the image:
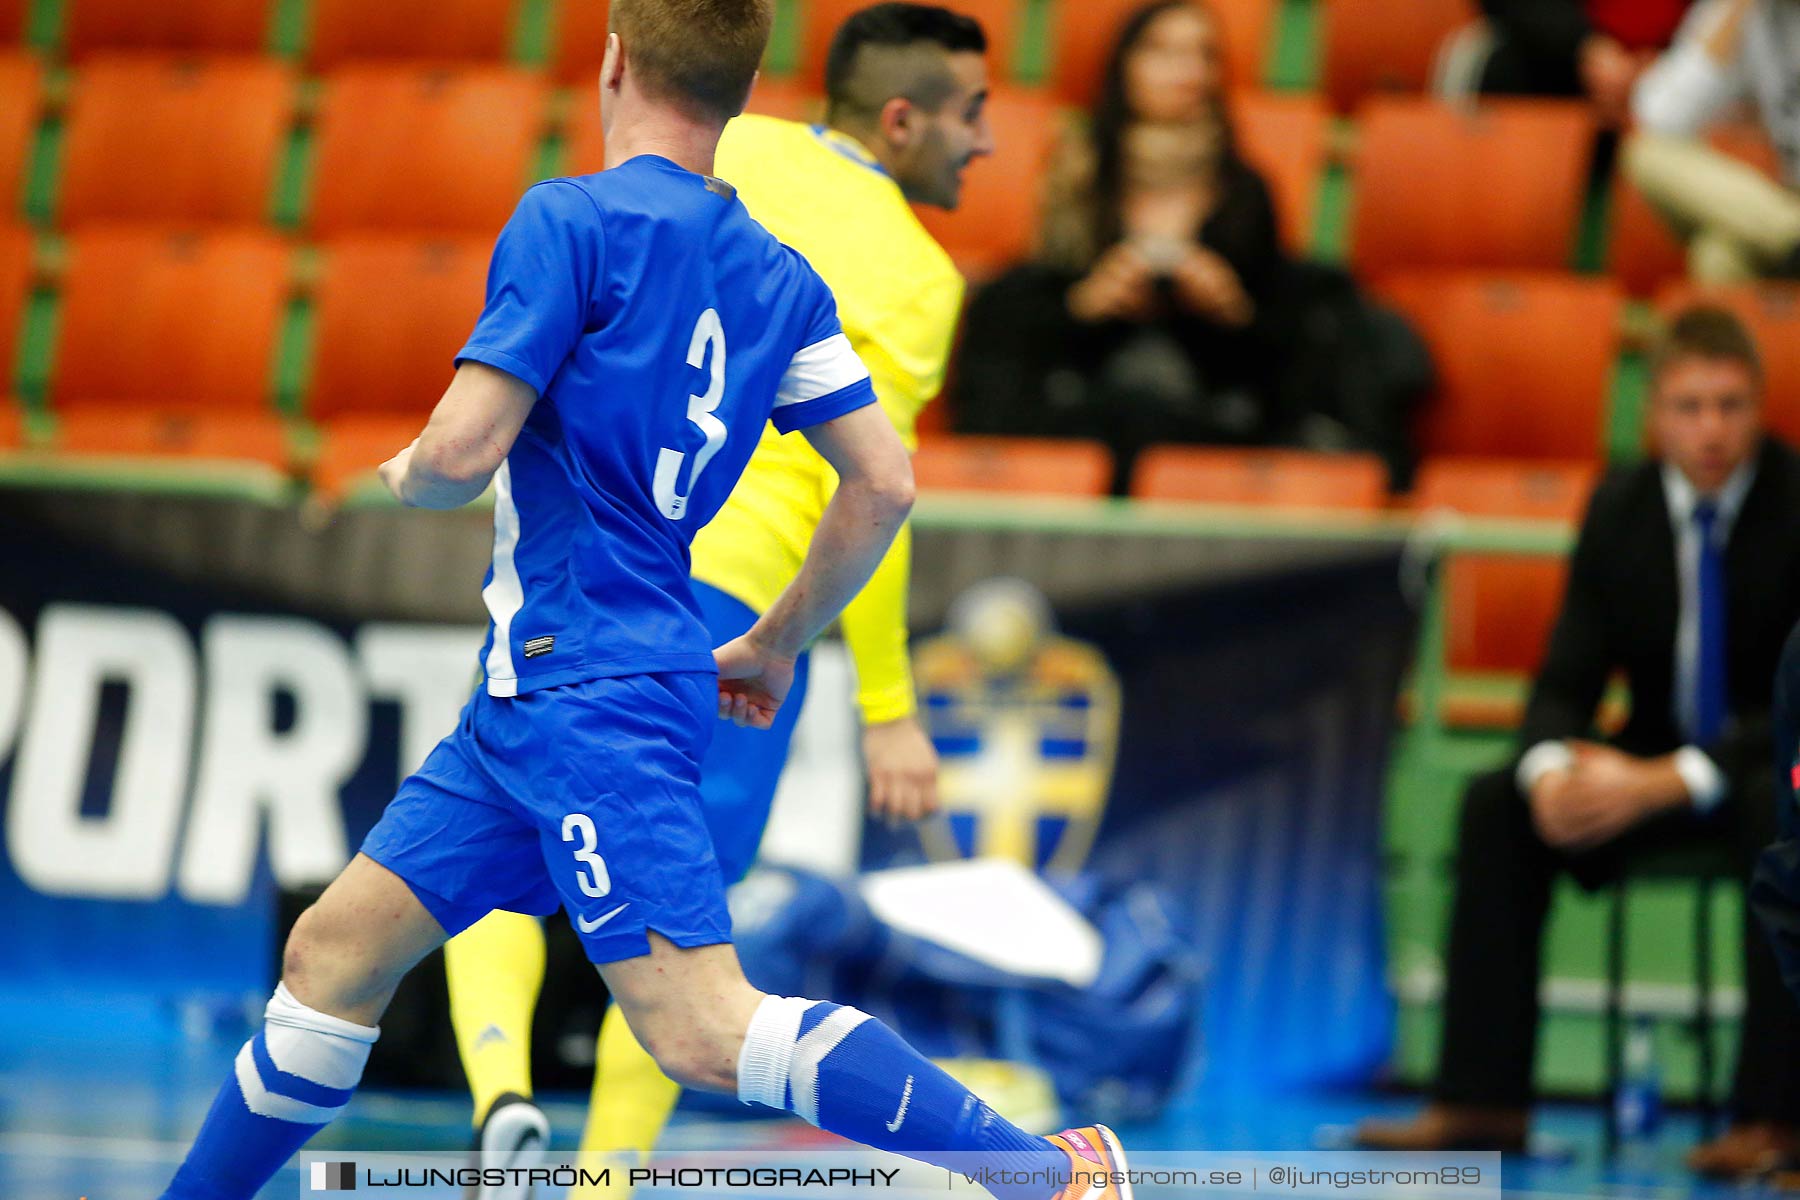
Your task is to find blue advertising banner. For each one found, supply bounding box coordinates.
[0,493,1412,1097]
[0,511,482,1002]
[1066,559,1410,1090]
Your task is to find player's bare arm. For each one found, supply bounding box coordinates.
[715,403,914,729]
[379,362,538,510]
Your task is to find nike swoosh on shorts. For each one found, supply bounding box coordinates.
[577,903,630,934]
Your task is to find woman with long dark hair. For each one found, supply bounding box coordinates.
[954,0,1287,489]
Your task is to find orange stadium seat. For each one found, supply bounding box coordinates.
[1607,180,1685,301]
[311,414,423,501]
[1322,0,1475,113]
[63,0,271,58]
[1351,99,1593,276]
[306,0,514,67]
[1133,446,1389,509]
[0,225,34,390]
[1051,0,1274,106]
[309,66,550,235]
[0,54,44,219]
[309,236,491,421]
[800,0,1025,91]
[53,405,291,466]
[1415,457,1597,676]
[1233,90,1327,253]
[1414,456,1597,523]
[744,78,825,123]
[913,435,1112,495]
[563,97,606,176]
[51,228,292,465]
[1609,125,1782,297]
[0,226,27,436]
[1380,271,1624,460]
[551,0,609,84]
[59,55,296,228]
[1656,283,1800,444]
[915,87,1058,279]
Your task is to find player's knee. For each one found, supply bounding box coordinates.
[630,988,762,1094]
[1619,131,1670,191]
[282,903,389,1016]
[283,903,360,1000]
[280,922,334,1021]
[282,905,325,988]
[637,1021,738,1093]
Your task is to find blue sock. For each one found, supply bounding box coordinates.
[737,996,1062,1199]
[162,984,379,1200]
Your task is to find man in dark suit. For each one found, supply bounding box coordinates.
[1359,306,1800,1175]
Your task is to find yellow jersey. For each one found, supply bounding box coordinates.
[694,114,964,724]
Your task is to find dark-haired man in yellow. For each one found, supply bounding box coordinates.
[442,5,995,1193]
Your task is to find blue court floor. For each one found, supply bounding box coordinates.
[1,990,1790,1200]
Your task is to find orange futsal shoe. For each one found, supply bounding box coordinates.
[1047,1124,1134,1200]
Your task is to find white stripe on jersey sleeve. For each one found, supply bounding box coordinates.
[774,333,869,410]
[482,461,525,698]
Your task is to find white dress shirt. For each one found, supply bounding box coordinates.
[1517,459,1758,812]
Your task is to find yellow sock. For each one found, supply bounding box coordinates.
[444,909,547,1126]
[569,1004,684,1200]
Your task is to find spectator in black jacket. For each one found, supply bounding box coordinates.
[1477,0,1692,126]
[952,0,1287,491]
[1358,306,1800,1178]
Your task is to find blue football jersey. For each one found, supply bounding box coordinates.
[455,158,878,697]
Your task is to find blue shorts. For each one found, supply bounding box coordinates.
[692,580,810,884]
[361,671,730,964]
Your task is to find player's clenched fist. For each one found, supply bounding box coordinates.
[377,439,419,503]
[713,634,797,730]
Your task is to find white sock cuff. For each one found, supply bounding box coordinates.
[264,983,380,1091]
[736,994,811,1111]
[233,986,379,1125]
[268,983,380,1044]
[788,1004,872,1127]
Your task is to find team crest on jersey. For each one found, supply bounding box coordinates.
[913,580,1121,875]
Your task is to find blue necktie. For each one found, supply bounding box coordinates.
[1693,500,1727,745]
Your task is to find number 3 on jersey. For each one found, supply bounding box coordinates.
[562,813,611,899]
[654,308,728,520]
